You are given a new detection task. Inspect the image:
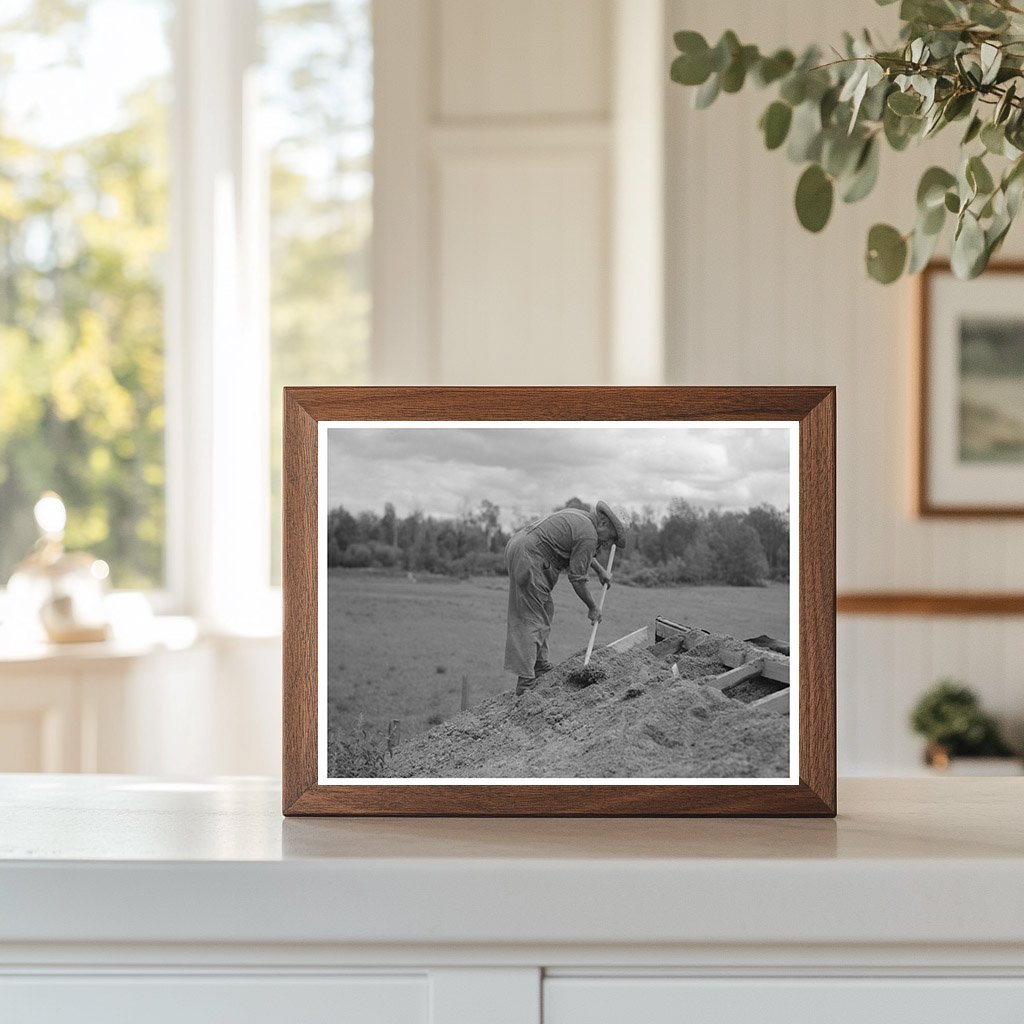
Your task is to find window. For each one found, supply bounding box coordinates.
[0,0,373,617]
[0,0,173,589]
[261,0,373,581]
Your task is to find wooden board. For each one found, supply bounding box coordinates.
[719,648,790,683]
[706,661,764,691]
[748,688,791,716]
[282,385,837,817]
[607,625,651,653]
[653,616,689,642]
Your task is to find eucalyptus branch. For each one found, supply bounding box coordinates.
[670,0,1024,283]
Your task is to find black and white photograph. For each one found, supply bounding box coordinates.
[959,317,1024,464]
[318,422,797,783]
[919,262,1024,515]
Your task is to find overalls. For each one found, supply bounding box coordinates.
[503,509,597,679]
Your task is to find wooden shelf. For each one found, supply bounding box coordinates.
[837,592,1024,616]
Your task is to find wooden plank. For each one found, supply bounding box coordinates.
[838,592,1024,616]
[607,625,651,653]
[748,687,791,715]
[706,660,763,691]
[653,616,688,642]
[718,648,789,683]
[760,659,789,684]
[651,635,687,658]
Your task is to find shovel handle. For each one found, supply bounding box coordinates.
[583,544,616,666]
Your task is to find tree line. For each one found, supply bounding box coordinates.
[327,497,789,587]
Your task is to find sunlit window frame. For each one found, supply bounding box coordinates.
[162,0,279,633]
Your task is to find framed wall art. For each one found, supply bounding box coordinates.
[918,261,1024,517]
[282,387,835,816]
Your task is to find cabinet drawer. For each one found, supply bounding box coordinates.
[0,974,427,1024]
[545,977,1024,1024]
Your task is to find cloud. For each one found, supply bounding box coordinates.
[327,424,792,525]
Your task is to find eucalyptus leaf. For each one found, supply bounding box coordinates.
[760,101,793,150]
[779,73,808,106]
[710,31,740,73]
[866,223,908,283]
[721,45,758,93]
[888,90,921,115]
[694,73,721,109]
[822,128,863,178]
[908,221,942,273]
[671,48,712,87]
[842,137,880,203]
[951,211,986,278]
[754,49,795,87]
[1006,172,1024,218]
[967,154,995,195]
[787,101,823,162]
[920,199,946,235]
[962,115,983,145]
[917,166,957,210]
[981,122,1005,155]
[980,42,1002,86]
[861,79,892,122]
[970,2,1009,30]
[884,106,922,150]
[795,164,834,232]
[996,82,1017,124]
[942,91,974,122]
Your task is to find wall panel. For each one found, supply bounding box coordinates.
[438,0,611,120]
[437,150,608,384]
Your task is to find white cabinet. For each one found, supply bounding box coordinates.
[545,977,1024,1024]
[1,777,1023,1024]
[1,975,428,1024]
[0,639,211,773]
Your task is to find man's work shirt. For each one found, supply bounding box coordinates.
[524,508,598,583]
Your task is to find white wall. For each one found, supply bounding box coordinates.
[373,0,665,386]
[665,0,1024,772]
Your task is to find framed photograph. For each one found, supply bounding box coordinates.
[283,387,835,816]
[918,261,1024,516]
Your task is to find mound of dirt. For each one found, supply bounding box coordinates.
[381,632,789,779]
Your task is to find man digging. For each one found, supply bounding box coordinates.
[504,501,627,695]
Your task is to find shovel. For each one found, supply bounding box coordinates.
[583,544,616,666]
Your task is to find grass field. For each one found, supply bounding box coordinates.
[326,569,790,746]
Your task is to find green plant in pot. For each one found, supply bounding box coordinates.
[670,0,1024,283]
[909,679,1015,767]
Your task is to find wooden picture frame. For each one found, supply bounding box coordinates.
[283,387,836,816]
[917,261,1024,517]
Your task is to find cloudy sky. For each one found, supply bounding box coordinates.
[327,425,793,525]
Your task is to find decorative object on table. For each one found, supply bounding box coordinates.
[4,492,111,644]
[670,2,1024,283]
[281,386,836,818]
[916,260,1024,515]
[910,679,1018,771]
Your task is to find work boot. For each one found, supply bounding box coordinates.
[515,676,538,696]
[533,659,553,677]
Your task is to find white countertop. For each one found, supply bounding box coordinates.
[2,775,1022,950]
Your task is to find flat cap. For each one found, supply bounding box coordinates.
[595,500,627,549]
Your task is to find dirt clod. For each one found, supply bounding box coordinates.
[565,665,607,688]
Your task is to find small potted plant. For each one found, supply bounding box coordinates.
[910,680,1020,773]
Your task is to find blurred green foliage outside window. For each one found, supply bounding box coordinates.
[263,0,372,582]
[0,0,171,588]
[0,0,373,594]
